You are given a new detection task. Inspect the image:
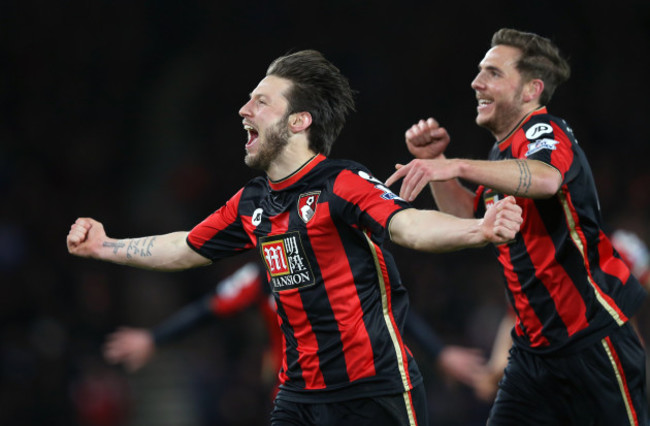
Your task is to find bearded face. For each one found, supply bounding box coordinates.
[471,45,530,140]
[244,116,291,171]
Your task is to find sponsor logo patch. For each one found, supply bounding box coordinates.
[252,208,263,227]
[297,191,320,223]
[357,170,405,202]
[260,232,315,292]
[525,123,553,140]
[525,138,559,157]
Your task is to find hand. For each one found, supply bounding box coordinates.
[103,327,156,373]
[405,118,450,159]
[437,345,488,389]
[385,158,460,202]
[473,367,504,402]
[480,196,522,244]
[66,217,106,258]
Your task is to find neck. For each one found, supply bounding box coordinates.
[266,139,318,181]
[493,104,542,141]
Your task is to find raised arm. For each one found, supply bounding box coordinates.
[387,157,562,205]
[389,196,522,252]
[386,117,562,217]
[66,217,210,271]
[386,117,476,218]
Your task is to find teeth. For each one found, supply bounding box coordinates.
[244,125,254,131]
[478,99,492,106]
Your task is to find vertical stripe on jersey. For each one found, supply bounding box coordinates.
[308,202,376,382]
[364,232,413,392]
[278,317,290,385]
[558,190,626,326]
[498,245,549,347]
[601,336,639,426]
[277,288,326,389]
[520,199,589,338]
[269,210,326,389]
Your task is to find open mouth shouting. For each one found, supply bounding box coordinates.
[244,122,259,151]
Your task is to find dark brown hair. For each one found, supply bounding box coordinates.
[492,28,571,105]
[267,50,355,155]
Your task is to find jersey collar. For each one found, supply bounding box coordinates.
[268,153,326,191]
[497,106,547,150]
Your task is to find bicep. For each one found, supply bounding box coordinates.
[389,209,444,251]
[150,231,211,270]
[179,243,212,268]
[388,209,414,248]
[528,160,563,197]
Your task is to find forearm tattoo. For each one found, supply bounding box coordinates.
[102,237,157,258]
[103,241,125,254]
[126,237,156,259]
[514,160,532,196]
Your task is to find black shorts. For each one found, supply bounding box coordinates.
[488,323,648,426]
[270,383,429,426]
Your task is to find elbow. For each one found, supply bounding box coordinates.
[533,166,563,199]
[537,177,562,198]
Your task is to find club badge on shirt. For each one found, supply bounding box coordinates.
[260,231,316,292]
[484,188,500,210]
[297,191,320,223]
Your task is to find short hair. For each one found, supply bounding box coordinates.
[267,50,355,155]
[492,28,571,105]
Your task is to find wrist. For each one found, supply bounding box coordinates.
[99,238,125,262]
[454,158,469,180]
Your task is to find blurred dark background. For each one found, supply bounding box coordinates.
[2,1,650,425]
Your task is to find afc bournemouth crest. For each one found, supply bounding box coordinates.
[297,191,320,223]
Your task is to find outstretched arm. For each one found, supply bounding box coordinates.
[103,295,215,372]
[389,196,522,252]
[386,157,562,205]
[387,117,562,216]
[66,217,210,271]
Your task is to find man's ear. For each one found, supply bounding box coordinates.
[523,79,544,103]
[288,111,312,133]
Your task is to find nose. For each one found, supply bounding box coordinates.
[239,99,253,118]
[471,72,484,91]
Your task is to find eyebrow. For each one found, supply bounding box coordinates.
[247,92,266,100]
[478,64,502,73]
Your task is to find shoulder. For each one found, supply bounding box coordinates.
[310,158,378,187]
[523,113,575,142]
[318,157,372,175]
[240,176,269,196]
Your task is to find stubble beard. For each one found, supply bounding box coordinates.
[245,119,291,171]
[478,84,525,140]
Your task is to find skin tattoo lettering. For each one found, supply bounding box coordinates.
[102,237,156,258]
[103,241,125,254]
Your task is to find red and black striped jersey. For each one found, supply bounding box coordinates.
[475,107,646,355]
[186,154,422,402]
